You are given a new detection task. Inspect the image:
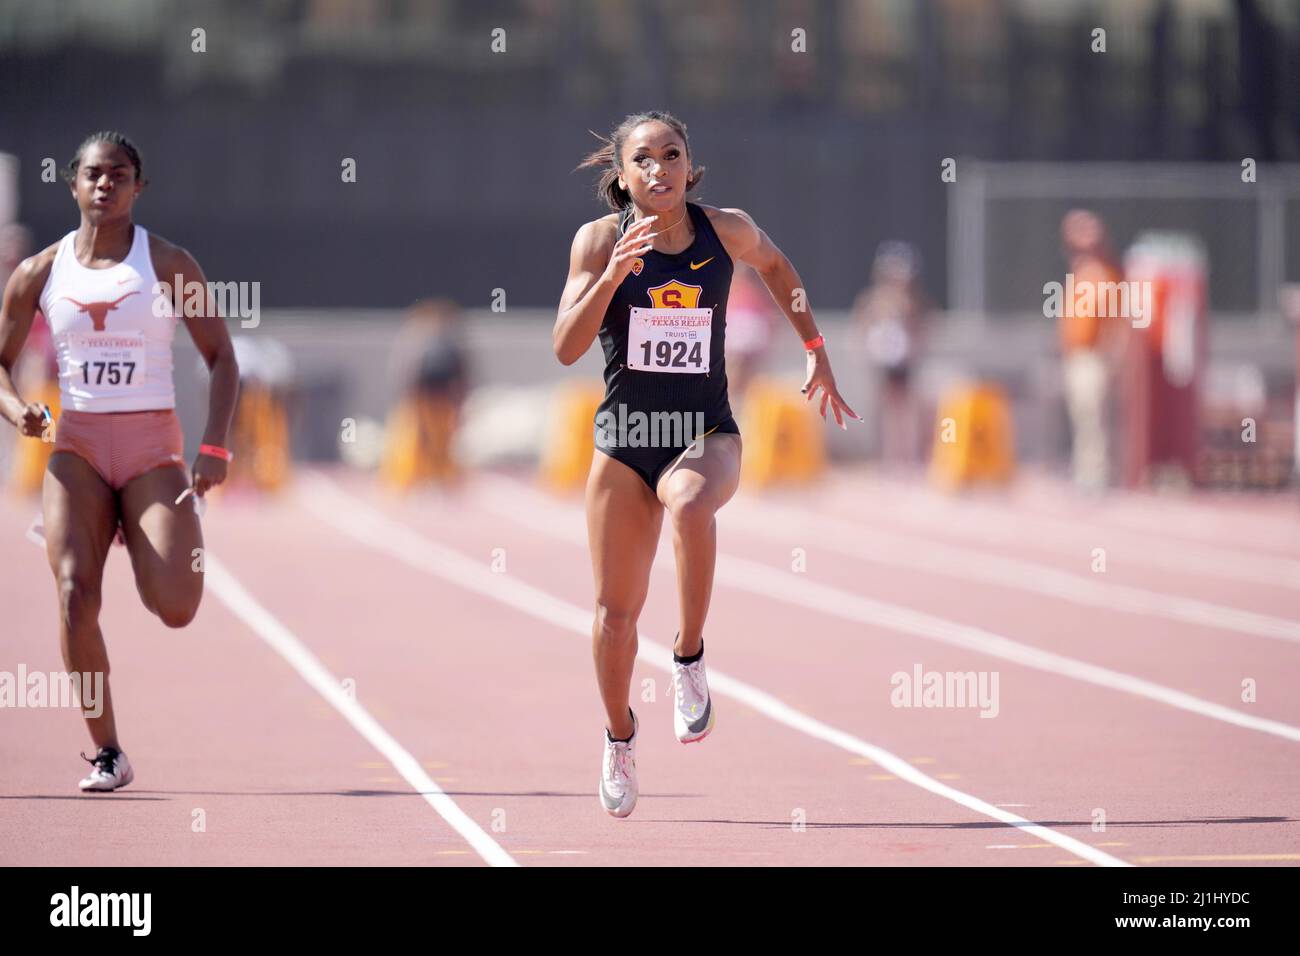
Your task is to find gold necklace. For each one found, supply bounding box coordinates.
[628,206,687,237]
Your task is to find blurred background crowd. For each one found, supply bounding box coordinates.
[2,0,1298,496]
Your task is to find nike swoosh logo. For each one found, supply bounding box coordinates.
[689,258,714,270]
[686,696,712,733]
[599,783,622,810]
[116,277,135,285]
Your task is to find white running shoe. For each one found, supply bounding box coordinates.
[671,641,715,744]
[598,710,638,818]
[79,747,134,792]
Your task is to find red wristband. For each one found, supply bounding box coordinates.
[803,334,825,351]
[199,444,233,462]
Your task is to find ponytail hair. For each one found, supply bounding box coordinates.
[576,110,704,210]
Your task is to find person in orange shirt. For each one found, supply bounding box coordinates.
[1059,210,1123,490]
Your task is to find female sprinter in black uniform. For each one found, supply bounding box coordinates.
[555,111,858,817]
[0,133,239,791]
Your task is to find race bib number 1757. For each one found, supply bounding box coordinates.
[627,307,712,374]
[66,331,146,389]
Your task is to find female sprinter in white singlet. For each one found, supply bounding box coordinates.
[0,132,239,792]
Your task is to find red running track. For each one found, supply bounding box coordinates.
[1,466,1297,867]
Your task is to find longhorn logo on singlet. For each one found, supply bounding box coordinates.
[58,292,139,332]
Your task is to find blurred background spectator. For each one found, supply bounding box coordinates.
[853,240,930,470]
[381,298,470,488]
[1058,210,1124,490]
[724,265,778,413]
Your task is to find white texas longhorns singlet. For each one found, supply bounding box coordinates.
[38,225,177,413]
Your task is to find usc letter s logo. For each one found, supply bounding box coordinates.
[647,280,702,309]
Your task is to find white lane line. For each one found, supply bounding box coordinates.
[299,473,1130,868]
[824,476,1300,592]
[1019,486,1300,555]
[721,497,1300,645]
[473,474,1300,744]
[203,553,518,868]
[834,471,1300,556]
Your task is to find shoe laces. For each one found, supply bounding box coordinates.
[604,737,634,786]
[675,659,707,704]
[80,747,118,774]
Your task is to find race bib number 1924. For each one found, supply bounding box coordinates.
[628,307,711,374]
